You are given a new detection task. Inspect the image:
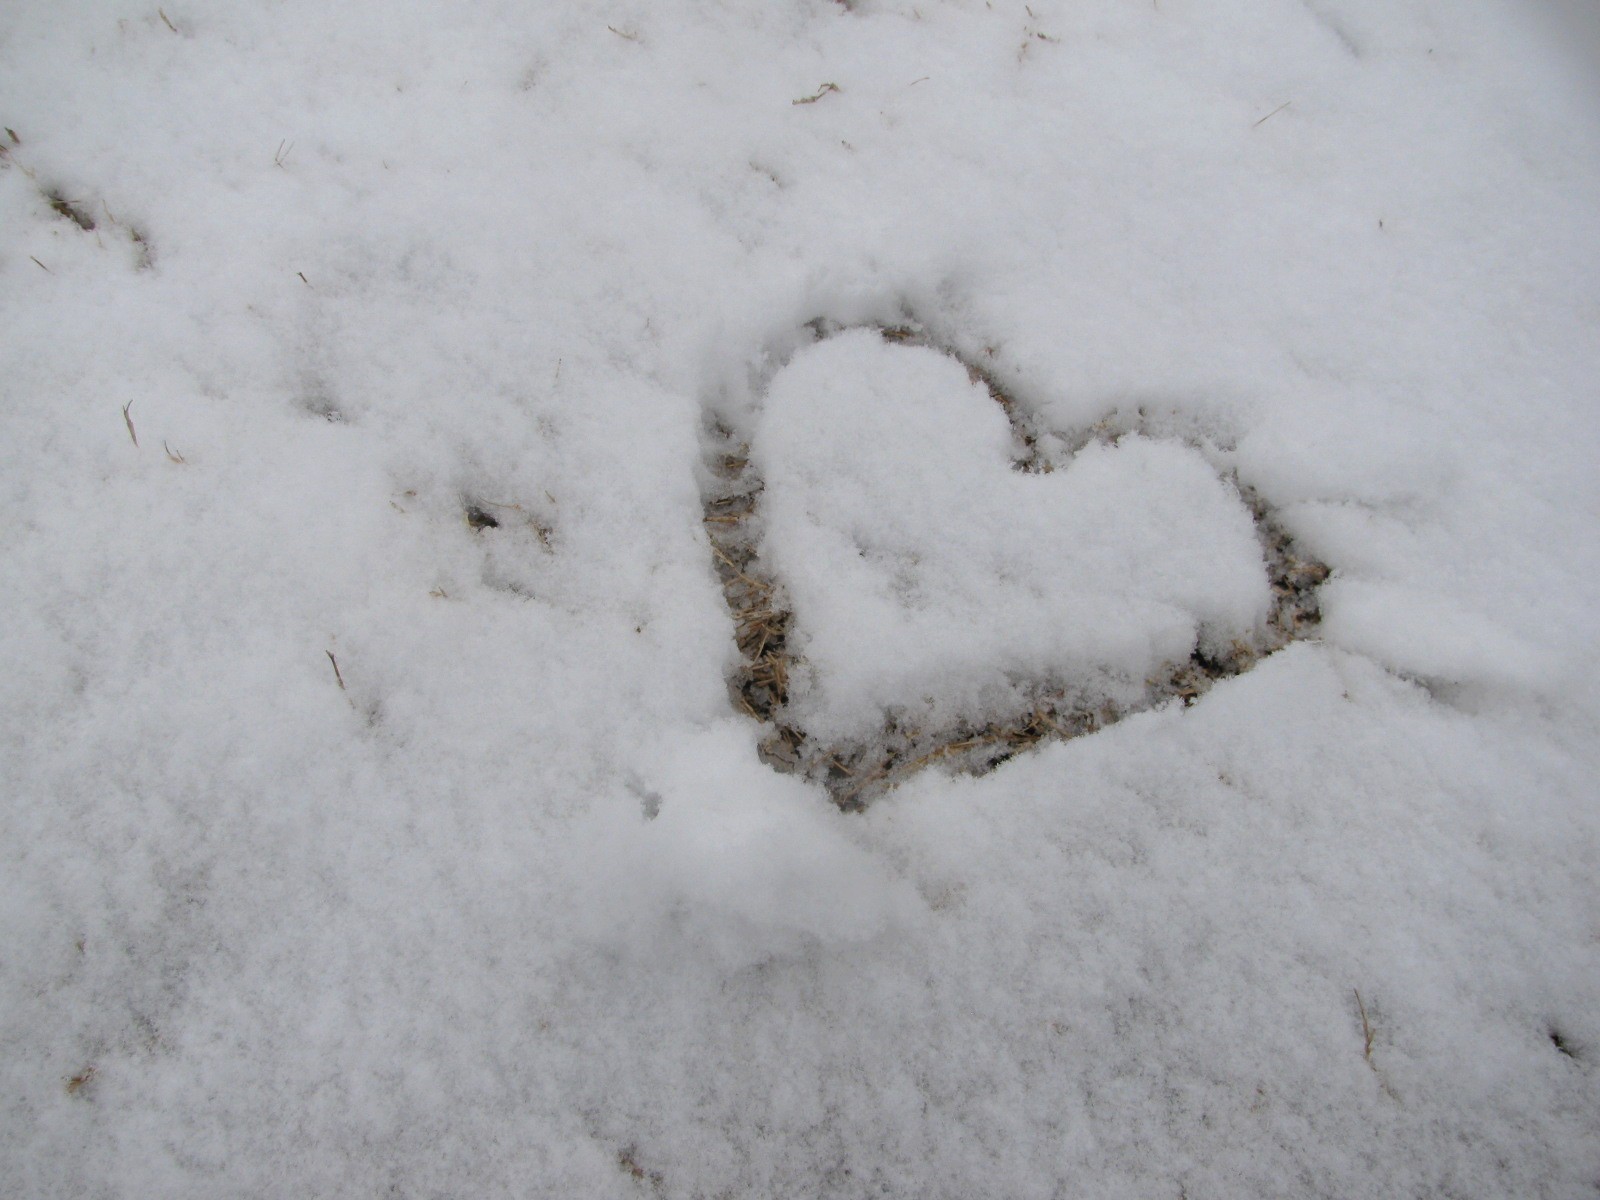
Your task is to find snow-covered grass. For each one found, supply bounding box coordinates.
[3,1,1598,1196]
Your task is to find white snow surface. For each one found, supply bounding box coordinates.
[3,1,1599,1196]
[756,331,1268,739]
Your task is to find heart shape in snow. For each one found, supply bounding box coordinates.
[702,321,1327,807]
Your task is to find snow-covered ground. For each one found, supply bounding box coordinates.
[4,1,1599,1195]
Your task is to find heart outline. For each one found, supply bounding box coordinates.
[702,313,1329,809]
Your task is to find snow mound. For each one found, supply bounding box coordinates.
[587,721,919,968]
[756,330,1269,743]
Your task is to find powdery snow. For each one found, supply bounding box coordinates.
[2,1,1598,1197]
[755,329,1268,741]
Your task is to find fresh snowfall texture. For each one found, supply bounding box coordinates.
[754,330,1268,741]
[3,1,1599,1197]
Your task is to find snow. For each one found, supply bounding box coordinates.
[755,330,1268,740]
[3,1,1599,1196]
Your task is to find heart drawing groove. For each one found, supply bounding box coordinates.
[701,316,1330,810]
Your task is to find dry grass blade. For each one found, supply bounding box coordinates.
[47,190,95,231]
[1253,101,1291,128]
[1354,988,1375,1061]
[792,82,841,105]
[121,400,139,448]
